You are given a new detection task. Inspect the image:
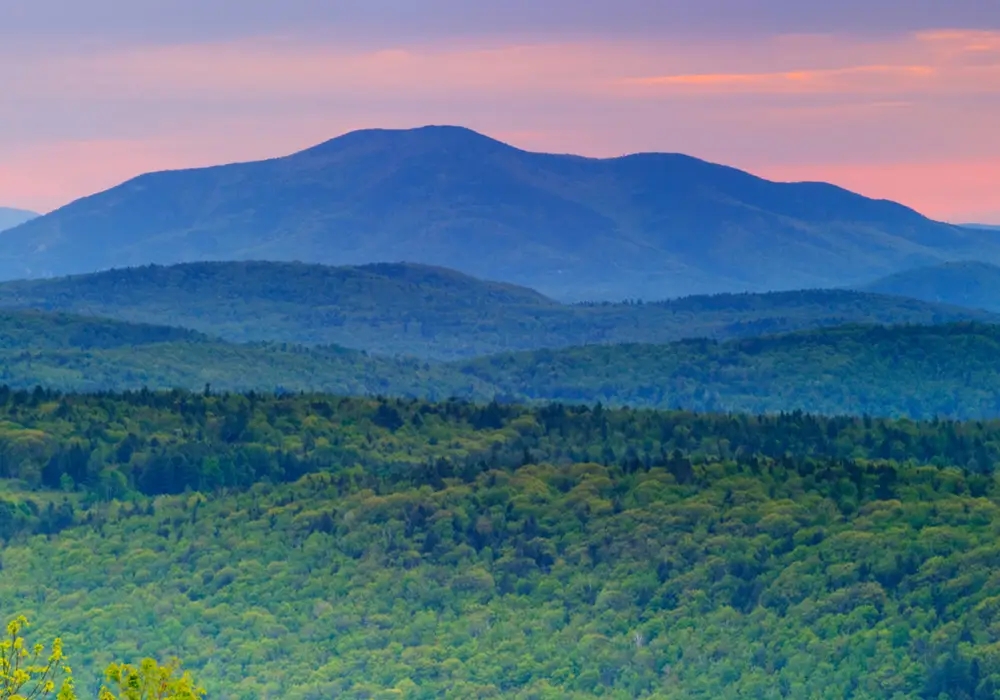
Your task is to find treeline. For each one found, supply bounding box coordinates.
[2,387,1000,532]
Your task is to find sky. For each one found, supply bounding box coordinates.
[2,0,999,222]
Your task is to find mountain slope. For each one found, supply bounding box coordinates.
[0,126,992,300]
[0,261,996,358]
[452,323,1000,419]
[861,261,1000,312]
[0,207,38,232]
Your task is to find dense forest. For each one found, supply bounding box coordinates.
[0,261,994,358]
[2,392,1000,696]
[6,312,1000,420]
[456,322,1000,420]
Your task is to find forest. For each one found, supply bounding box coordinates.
[7,313,1000,420]
[1,391,1000,696]
[0,261,993,359]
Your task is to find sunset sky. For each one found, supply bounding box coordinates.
[2,0,999,222]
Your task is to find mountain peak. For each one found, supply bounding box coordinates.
[296,124,516,160]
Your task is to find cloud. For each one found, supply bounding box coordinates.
[623,30,1000,97]
[625,65,939,95]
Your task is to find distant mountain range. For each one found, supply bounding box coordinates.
[0,126,994,300]
[0,207,38,232]
[862,261,1000,313]
[0,261,995,359]
[960,223,1000,231]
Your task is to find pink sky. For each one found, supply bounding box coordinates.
[2,28,999,222]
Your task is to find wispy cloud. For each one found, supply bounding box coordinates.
[625,64,939,95]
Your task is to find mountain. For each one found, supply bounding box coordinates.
[0,126,993,300]
[961,223,1000,230]
[3,393,1000,697]
[452,323,1000,419]
[0,207,38,232]
[0,261,996,359]
[861,261,1000,312]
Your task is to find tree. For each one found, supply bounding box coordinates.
[99,659,204,700]
[0,616,76,700]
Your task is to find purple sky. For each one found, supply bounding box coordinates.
[2,0,999,221]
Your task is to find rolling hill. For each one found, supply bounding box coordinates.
[5,307,1000,419]
[0,261,996,359]
[861,261,1000,313]
[452,323,1000,419]
[0,126,994,300]
[0,307,474,397]
[0,207,38,232]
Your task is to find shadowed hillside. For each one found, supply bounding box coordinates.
[0,261,996,359]
[862,261,1000,312]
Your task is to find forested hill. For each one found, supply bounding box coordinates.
[3,393,1000,696]
[0,125,993,300]
[6,310,1000,419]
[861,261,1000,312]
[452,323,1000,420]
[0,307,479,397]
[0,261,997,358]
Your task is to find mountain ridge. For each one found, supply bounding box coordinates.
[0,260,996,358]
[0,126,992,300]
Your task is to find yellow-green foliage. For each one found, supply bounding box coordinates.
[2,457,1000,698]
[99,659,203,700]
[0,617,74,700]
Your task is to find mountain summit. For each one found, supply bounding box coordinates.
[0,126,992,300]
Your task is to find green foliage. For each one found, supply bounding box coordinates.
[0,309,478,398]
[0,262,994,359]
[1,394,1000,694]
[99,659,203,700]
[0,617,75,700]
[4,442,1000,697]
